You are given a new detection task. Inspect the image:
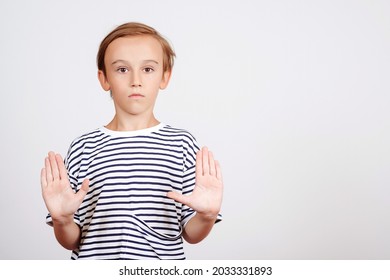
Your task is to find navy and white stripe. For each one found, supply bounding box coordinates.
[46,123,211,260]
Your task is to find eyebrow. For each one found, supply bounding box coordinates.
[111,59,159,65]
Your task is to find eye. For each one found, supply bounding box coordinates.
[143,67,154,73]
[117,67,128,73]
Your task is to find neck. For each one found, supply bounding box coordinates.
[105,114,160,131]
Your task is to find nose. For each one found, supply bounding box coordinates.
[130,71,142,87]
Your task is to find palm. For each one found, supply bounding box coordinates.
[168,147,223,218]
[41,152,89,220]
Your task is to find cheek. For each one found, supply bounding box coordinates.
[110,77,129,90]
[143,76,162,89]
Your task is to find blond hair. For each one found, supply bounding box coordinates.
[97,22,175,75]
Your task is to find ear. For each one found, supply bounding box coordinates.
[159,70,172,90]
[98,70,111,91]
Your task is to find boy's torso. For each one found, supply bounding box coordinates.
[65,124,199,259]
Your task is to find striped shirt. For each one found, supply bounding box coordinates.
[46,123,220,260]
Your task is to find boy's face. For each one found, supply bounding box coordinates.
[98,35,171,120]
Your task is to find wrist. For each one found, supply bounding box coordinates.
[196,212,218,223]
[51,214,74,226]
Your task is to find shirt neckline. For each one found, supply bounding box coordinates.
[99,122,164,137]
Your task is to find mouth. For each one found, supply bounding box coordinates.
[128,93,144,99]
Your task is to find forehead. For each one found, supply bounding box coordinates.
[105,35,164,62]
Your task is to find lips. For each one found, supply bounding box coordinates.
[128,93,144,98]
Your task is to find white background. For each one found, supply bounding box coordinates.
[0,0,389,259]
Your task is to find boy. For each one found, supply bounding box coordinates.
[40,22,223,260]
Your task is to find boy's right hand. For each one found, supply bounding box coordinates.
[40,152,89,223]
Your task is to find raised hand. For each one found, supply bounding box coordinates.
[40,152,89,222]
[167,147,223,220]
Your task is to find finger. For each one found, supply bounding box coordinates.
[195,148,203,178]
[208,151,216,176]
[75,179,90,203]
[202,147,209,175]
[40,168,48,189]
[45,157,53,182]
[215,160,223,182]
[55,154,67,180]
[167,191,191,206]
[48,151,60,180]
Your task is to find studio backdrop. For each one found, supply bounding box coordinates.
[0,0,389,259]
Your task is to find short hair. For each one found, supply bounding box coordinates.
[97,22,175,75]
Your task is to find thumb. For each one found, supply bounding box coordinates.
[167,191,190,206]
[75,179,90,202]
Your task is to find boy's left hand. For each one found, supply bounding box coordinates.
[167,146,223,221]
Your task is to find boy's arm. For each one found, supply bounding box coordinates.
[181,212,218,244]
[41,152,89,250]
[52,217,82,250]
[167,147,223,244]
